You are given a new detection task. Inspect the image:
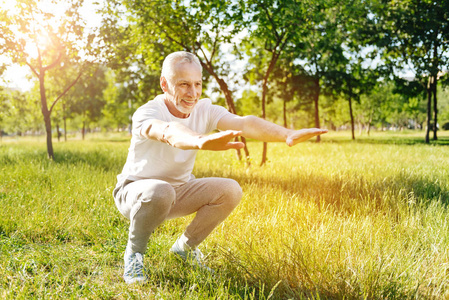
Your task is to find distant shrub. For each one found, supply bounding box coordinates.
[443,122,449,131]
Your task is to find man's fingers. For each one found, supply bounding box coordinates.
[286,128,328,146]
[199,130,245,151]
[226,142,245,149]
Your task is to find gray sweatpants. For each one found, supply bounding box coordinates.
[113,177,242,254]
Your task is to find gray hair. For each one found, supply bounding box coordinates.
[161,51,202,84]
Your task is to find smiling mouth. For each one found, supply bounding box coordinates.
[181,99,196,106]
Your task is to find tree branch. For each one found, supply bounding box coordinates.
[210,29,220,60]
[145,15,189,50]
[49,66,84,114]
[25,61,39,77]
[43,52,62,72]
[198,46,212,66]
[259,3,280,41]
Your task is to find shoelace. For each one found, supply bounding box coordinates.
[133,253,144,271]
[125,252,144,275]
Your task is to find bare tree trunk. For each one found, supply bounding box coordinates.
[261,72,268,166]
[259,33,290,165]
[63,116,67,142]
[283,96,287,128]
[425,80,432,144]
[348,96,355,140]
[82,120,86,140]
[366,107,373,136]
[313,78,321,143]
[432,41,439,141]
[56,123,61,142]
[432,76,438,140]
[201,63,250,163]
[39,73,54,159]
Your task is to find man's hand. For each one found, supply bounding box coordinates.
[286,128,328,147]
[197,130,245,151]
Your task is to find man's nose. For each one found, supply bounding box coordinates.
[188,85,197,97]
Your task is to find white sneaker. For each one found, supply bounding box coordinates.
[170,236,213,273]
[123,247,147,284]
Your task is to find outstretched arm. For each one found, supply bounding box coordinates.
[217,114,328,146]
[140,119,244,151]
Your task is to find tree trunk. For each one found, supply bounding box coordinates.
[63,102,67,142]
[82,120,86,140]
[313,78,321,143]
[260,50,281,166]
[425,82,432,144]
[261,77,268,166]
[348,96,355,140]
[63,116,67,142]
[283,96,287,128]
[56,123,61,142]
[39,72,54,159]
[44,111,54,159]
[201,63,250,163]
[432,76,438,140]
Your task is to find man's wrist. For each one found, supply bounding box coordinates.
[194,135,204,150]
[284,128,295,141]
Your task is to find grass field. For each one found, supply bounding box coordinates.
[1,131,449,299]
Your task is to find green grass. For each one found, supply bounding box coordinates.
[1,131,449,299]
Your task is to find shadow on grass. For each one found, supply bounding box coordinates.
[52,150,124,173]
[0,146,124,173]
[231,171,449,211]
[322,135,449,146]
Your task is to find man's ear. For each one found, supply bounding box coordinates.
[160,76,168,92]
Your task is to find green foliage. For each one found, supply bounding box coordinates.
[442,122,449,131]
[369,0,449,78]
[68,65,108,123]
[0,0,104,157]
[1,0,448,146]
[0,88,42,135]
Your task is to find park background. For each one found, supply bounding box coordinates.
[1,0,449,299]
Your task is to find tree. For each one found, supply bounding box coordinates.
[0,87,42,136]
[103,0,251,162]
[0,0,100,158]
[288,0,351,142]
[99,2,163,133]
[67,65,108,139]
[327,0,380,140]
[369,0,449,143]
[0,86,7,141]
[243,0,303,165]
[100,70,131,132]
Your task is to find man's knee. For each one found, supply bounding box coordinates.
[139,182,176,210]
[222,179,243,208]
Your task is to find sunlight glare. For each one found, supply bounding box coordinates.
[1,0,69,58]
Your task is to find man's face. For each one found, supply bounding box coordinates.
[162,62,202,118]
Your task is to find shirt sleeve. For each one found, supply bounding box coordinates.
[207,100,231,132]
[131,101,163,138]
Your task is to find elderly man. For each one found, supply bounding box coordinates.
[113,51,327,284]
